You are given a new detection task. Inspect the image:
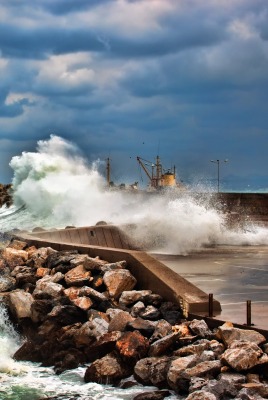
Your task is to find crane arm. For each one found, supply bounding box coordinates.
[137,156,152,182]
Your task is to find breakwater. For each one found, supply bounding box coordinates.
[2,236,268,399]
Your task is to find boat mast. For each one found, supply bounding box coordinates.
[106,157,111,186]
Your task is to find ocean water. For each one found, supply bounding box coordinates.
[1,135,268,399]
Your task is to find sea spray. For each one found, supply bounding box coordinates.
[0,304,22,375]
[3,134,268,254]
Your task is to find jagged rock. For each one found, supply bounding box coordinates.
[7,289,34,319]
[70,254,106,271]
[218,371,246,387]
[85,331,122,362]
[202,377,239,398]
[79,286,108,302]
[75,317,109,347]
[71,296,93,310]
[134,356,173,387]
[149,320,173,343]
[64,264,93,287]
[31,299,54,323]
[168,357,221,393]
[185,391,217,400]
[119,290,153,307]
[116,331,149,362]
[0,276,16,291]
[149,332,180,357]
[189,319,212,338]
[45,251,78,271]
[33,279,64,299]
[100,260,127,272]
[159,301,182,325]
[103,269,137,299]
[108,310,135,332]
[133,390,171,400]
[173,339,210,357]
[27,247,56,269]
[209,339,225,357]
[221,340,268,371]
[131,301,146,317]
[13,340,41,362]
[2,247,28,269]
[47,305,86,326]
[235,387,267,399]
[84,352,132,384]
[54,349,86,374]
[216,321,266,347]
[139,305,161,321]
[240,383,268,398]
[167,354,199,391]
[188,377,207,393]
[143,293,163,307]
[126,317,156,338]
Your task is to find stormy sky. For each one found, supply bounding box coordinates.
[0,0,268,190]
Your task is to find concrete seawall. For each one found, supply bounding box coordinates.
[16,225,221,315]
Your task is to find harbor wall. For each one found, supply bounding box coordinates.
[16,226,221,315]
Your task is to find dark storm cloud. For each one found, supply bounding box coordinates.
[0,0,267,189]
[42,0,112,15]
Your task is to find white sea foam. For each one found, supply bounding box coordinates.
[0,134,267,254]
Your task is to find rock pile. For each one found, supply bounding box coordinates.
[1,239,268,400]
[0,183,12,208]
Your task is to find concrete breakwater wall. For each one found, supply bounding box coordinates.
[17,225,221,316]
[198,192,268,226]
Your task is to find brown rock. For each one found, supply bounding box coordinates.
[149,332,180,357]
[84,352,132,384]
[127,318,156,340]
[72,296,93,311]
[65,264,93,287]
[85,331,122,362]
[119,290,153,307]
[8,289,34,319]
[189,319,212,338]
[185,391,217,400]
[216,322,266,347]
[116,331,149,361]
[133,390,171,400]
[134,356,173,387]
[2,248,28,269]
[108,310,135,332]
[221,340,268,371]
[167,354,199,391]
[103,269,137,299]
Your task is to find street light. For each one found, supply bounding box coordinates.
[210,159,228,193]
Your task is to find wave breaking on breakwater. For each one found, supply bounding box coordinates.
[0,135,268,254]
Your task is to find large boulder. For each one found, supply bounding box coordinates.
[7,289,34,319]
[2,247,28,269]
[216,321,266,347]
[221,340,268,371]
[103,269,137,299]
[134,356,173,387]
[84,352,132,384]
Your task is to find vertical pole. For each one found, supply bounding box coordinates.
[247,300,252,326]
[208,293,213,317]
[106,158,110,187]
[217,160,220,193]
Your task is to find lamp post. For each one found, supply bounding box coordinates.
[210,159,228,192]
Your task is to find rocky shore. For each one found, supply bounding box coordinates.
[0,183,12,208]
[1,239,268,400]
